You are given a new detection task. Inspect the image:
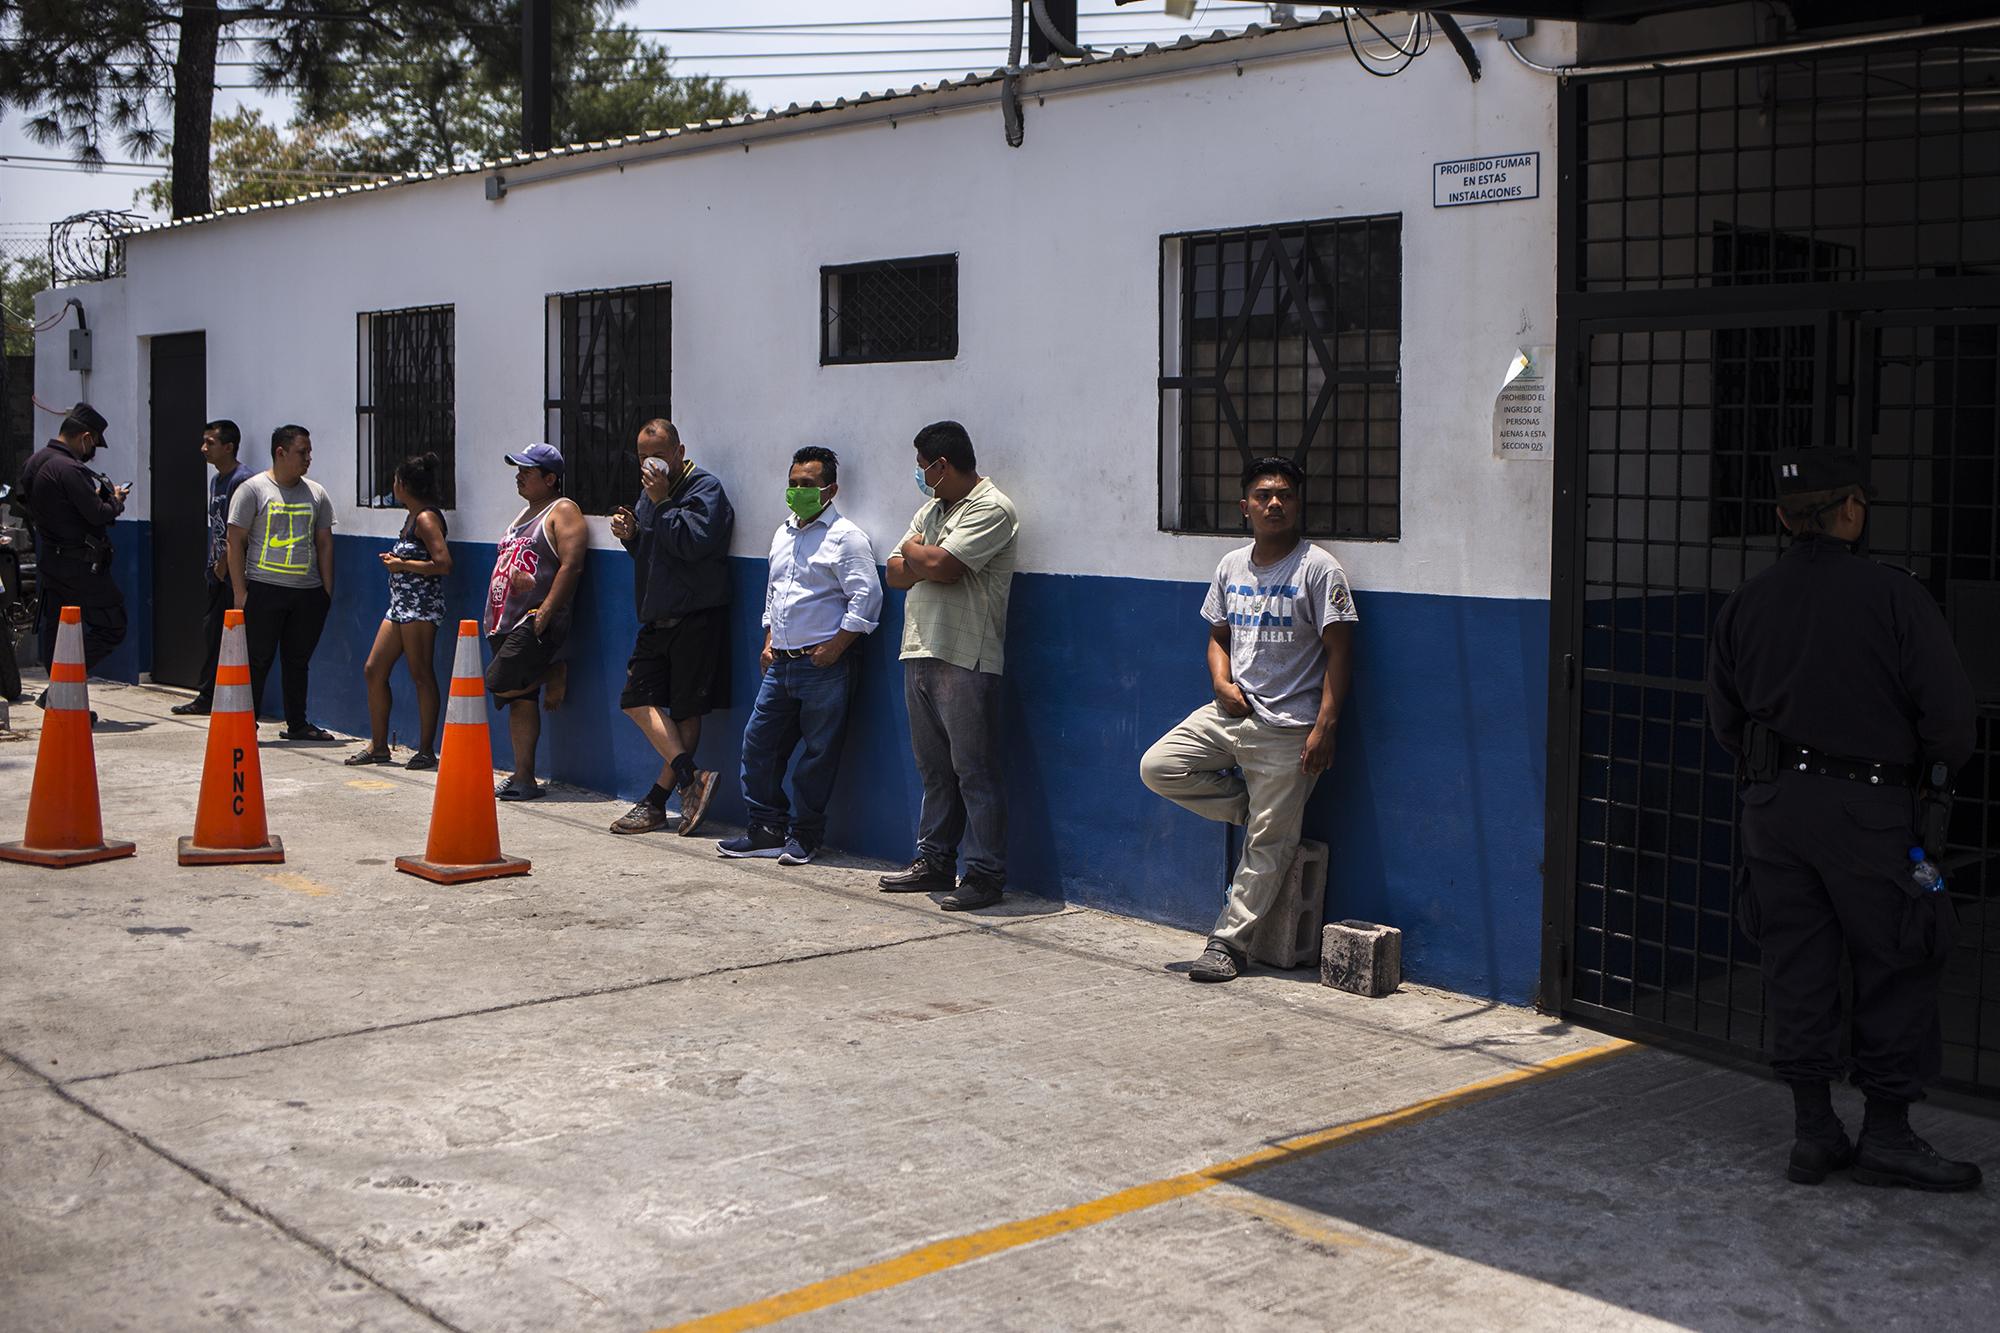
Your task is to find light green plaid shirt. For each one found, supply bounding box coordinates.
[899,477,1019,674]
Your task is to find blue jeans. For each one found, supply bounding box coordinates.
[904,657,1006,882]
[740,654,856,842]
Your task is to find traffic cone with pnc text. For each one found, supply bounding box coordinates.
[395,620,530,884]
[0,606,136,868]
[179,609,284,865]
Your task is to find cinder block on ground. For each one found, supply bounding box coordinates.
[1248,839,1328,969]
[1321,919,1402,997]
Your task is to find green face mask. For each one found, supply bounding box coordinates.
[785,486,828,522]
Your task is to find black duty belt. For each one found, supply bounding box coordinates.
[1781,744,1914,789]
[773,643,828,659]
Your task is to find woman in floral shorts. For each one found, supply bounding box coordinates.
[347,452,453,768]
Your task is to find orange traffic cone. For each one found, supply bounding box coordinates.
[0,606,136,868]
[178,610,284,865]
[395,621,530,884]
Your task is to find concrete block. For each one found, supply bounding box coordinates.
[1248,839,1328,969]
[1321,919,1402,997]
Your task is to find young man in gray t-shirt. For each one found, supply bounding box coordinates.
[226,424,338,739]
[1140,456,1356,982]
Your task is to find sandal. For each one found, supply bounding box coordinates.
[404,751,438,771]
[344,747,393,766]
[495,777,544,801]
[282,723,338,742]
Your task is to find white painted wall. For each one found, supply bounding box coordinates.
[39,23,1571,600]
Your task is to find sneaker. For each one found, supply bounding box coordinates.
[1187,940,1242,983]
[717,825,787,858]
[940,873,1004,912]
[879,856,956,892]
[609,801,671,835]
[1854,1128,1984,1192]
[404,751,438,771]
[496,777,544,801]
[170,699,211,716]
[777,834,819,866]
[675,770,719,838]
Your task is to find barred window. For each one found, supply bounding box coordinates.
[821,255,958,364]
[1160,216,1401,540]
[544,283,671,515]
[357,305,455,508]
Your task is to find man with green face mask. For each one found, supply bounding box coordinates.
[716,446,883,864]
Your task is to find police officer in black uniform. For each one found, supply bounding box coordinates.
[1708,448,1980,1191]
[16,403,130,678]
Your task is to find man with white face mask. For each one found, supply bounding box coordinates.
[608,419,734,835]
[880,420,1018,911]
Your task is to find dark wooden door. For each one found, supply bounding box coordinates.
[149,333,207,687]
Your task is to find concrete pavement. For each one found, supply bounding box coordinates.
[3,679,1999,1331]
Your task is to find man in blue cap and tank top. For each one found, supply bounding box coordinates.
[484,444,588,800]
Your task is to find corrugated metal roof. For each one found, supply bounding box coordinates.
[121,12,1354,238]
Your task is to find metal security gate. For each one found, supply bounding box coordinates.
[1545,33,2000,1097]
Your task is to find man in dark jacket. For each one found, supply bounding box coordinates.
[18,403,129,678]
[608,418,734,836]
[1708,447,1980,1192]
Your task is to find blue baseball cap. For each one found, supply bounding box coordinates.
[503,443,564,474]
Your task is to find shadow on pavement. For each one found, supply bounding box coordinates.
[1232,1044,2000,1329]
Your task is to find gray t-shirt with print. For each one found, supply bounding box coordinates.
[228,472,336,589]
[1200,542,1357,728]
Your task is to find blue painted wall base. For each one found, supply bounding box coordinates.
[103,520,1550,1004]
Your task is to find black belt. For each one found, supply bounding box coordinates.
[1781,744,1914,789]
[773,642,828,659]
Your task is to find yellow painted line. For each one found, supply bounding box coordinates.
[261,872,334,897]
[1205,1190,1382,1253]
[653,1039,1635,1333]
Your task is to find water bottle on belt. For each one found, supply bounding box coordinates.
[1909,847,1947,894]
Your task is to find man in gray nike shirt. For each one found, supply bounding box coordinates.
[1140,456,1356,983]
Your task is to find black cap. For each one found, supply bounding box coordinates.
[1772,448,1866,501]
[64,402,110,448]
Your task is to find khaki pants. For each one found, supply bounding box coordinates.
[1140,703,1320,949]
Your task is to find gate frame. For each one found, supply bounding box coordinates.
[1539,62,2000,1056]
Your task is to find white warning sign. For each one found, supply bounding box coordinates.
[1434,152,1541,208]
[1493,346,1555,461]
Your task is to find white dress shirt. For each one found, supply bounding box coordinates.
[763,503,883,650]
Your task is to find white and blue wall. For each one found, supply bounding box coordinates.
[38,20,1573,1002]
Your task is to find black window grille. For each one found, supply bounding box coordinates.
[545,283,671,516]
[357,305,455,508]
[821,255,958,364]
[1576,46,2000,292]
[1160,215,1402,541]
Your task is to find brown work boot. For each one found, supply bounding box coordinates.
[609,801,670,835]
[675,770,718,837]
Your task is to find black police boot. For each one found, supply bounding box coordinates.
[1854,1097,1983,1193]
[1786,1080,1854,1186]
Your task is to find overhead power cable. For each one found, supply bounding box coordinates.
[0,150,378,179]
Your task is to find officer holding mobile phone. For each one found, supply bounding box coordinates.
[15,402,128,682]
